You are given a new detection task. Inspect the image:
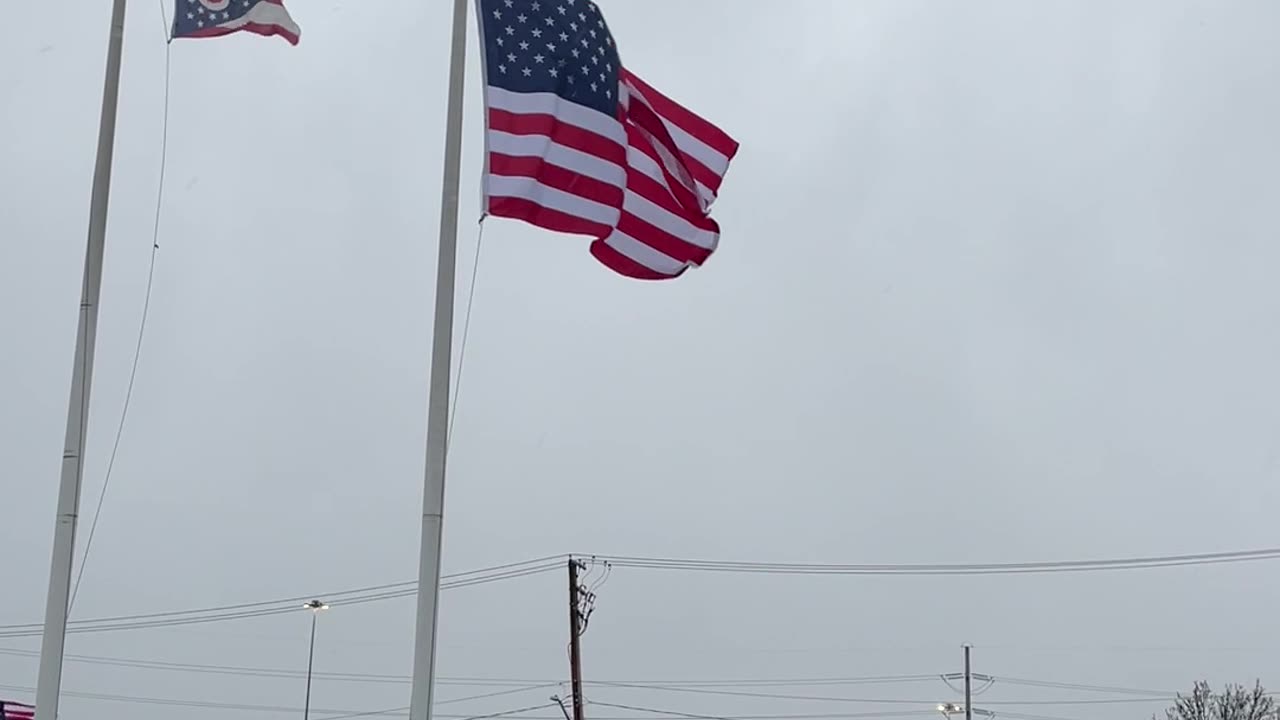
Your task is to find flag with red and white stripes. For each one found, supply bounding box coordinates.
[478,0,739,280]
[0,700,35,720]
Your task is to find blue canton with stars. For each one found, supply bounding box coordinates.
[480,0,622,117]
[173,0,270,37]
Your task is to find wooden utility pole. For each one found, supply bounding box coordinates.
[568,558,586,720]
[963,645,972,720]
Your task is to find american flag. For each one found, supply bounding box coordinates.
[0,701,34,720]
[172,0,300,45]
[478,0,739,280]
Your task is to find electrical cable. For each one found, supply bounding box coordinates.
[12,544,1279,639]
[320,704,563,720]
[992,678,1173,696]
[0,648,951,691]
[0,684,558,718]
[584,683,1172,708]
[0,557,563,638]
[589,701,940,720]
[589,683,948,705]
[586,547,1280,576]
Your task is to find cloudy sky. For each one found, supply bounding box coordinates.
[5,1,1280,719]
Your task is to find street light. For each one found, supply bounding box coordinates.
[937,703,994,720]
[302,600,329,720]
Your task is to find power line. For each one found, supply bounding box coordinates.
[316,706,412,720]
[0,646,545,685]
[318,705,566,720]
[0,686,980,720]
[10,544,1279,639]
[0,683,559,718]
[0,557,562,638]
[0,683,383,716]
[592,682,1183,708]
[0,648,949,690]
[997,712,1095,720]
[586,547,1280,576]
[589,683,944,705]
[5,558,554,630]
[982,699,1179,706]
[439,686,564,706]
[0,676,1176,719]
[589,701,939,720]
[598,677,943,689]
[992,677,1173,696]
[21,645,1165,706]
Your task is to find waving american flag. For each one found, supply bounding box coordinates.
[478,0,739,279]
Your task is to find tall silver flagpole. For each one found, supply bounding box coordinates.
[34,0,129,718]
[408,0,469,717]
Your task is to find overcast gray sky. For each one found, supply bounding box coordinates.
[5,1,1280,719]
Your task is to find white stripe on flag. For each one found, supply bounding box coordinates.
[625,140,716,211]
[487,88,627,145]
[220,1,300,36]
[487,131,626,187]
[663,120,732,179]
[622,191,718,251]
[601,231,688,277]
[486,175,623,228]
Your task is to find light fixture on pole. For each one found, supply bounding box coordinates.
[302,600,329,720]
[936,703,994,720]
[940,644,994,720]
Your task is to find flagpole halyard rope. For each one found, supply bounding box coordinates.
[446,217,488,450]
[69,2,175,613]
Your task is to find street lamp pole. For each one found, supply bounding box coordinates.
[303,600,329,720]
[940,646,993,720]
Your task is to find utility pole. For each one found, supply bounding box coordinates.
[940,645,991,720]
[567,558,586,720]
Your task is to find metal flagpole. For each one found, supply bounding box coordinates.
[408,0,469,717]
[34,2,129,719]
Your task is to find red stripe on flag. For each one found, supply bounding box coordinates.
[621,69,740,160]
[624,102,705,213]
[180,24,299,45]
[615,211,713,267]
[487,196,613,239]
[489,110,627,166]
[589,241,681,280]
[624,125,704,217]
[625,92,725,201]
[684,153,725,196]
[489,153,625,208]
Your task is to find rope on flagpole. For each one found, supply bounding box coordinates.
[446,216,488,450]
[69,2,175,613]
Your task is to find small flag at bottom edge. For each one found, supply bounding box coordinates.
[1,700,35,720]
